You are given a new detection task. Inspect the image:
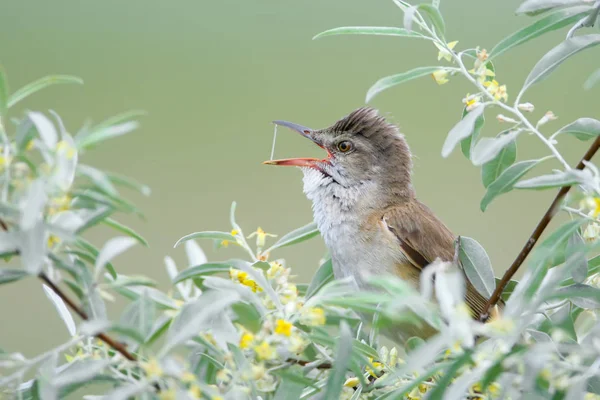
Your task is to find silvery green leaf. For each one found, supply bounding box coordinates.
[514,169,584,190]
[517,0,590,15]
[481,138,517,188]
[481,158,548,211]
[471,130,520,166]
[584,68,600,90]
[8,75,83,108]
[313,26,428,40]
[117,285,179,309]
[120,290,156,339]
[458,237,496,298]
[0,231,19,255]
[42,285,76,337]
[548,283,600,308]
[202,276,266,315]
[229,201,242,233]
[0,268,28,285]
[435,269,465,318]
[403,5,417,32]
[567,232,587,283]
[207,313,238,350]
[522,34,600,94]
[94,236,137,280]
[101,383,150,400]
[185,239,207,266]
[442,105,485,158]
[555,117,600,141]
[79,319,111,336]
[323,321,353,400]
[444,368,482,400]
[52,132,77,191]
[161,290,240,355]
[174,231,235,248]
[104,274,156,289]
[77,164,118,195]
[52,360,110,387]
[49,211,85,234]
[173,262,232,283]
[566,379,586,400]
[76,121,139,150]
[366,66,442,103]
[264,221,319,253]
[460,108,485,159]
[306,258,333,299]
[417,4,446,37]
[489,7,593,59]
[20,179,47,230]
[102,218,148,247]
[274,377,305,400]
[165,256,191,300]
[28,112,58,149]
[19,220,47,274]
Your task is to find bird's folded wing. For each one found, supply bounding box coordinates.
[382,201,491,319]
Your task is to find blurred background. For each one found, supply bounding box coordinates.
[0,0,598,356]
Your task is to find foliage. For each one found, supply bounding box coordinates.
[2,0,600,399]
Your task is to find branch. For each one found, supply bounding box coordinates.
[479,136,600,321]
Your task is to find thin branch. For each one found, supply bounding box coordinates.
[479,136,600,321]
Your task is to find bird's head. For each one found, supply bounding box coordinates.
[264,107,415,202]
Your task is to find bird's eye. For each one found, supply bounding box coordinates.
[337,141,353,153]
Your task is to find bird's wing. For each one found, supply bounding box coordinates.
[382,201,491,319]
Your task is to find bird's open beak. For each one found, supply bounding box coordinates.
[263,120,330,168]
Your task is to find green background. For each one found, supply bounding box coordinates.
[0,0,598,358]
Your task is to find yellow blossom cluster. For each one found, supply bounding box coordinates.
[229,268,262,293]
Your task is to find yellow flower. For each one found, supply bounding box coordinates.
[231,229,239,236]
[462,93,481,112]
[267,261,284,279]
[477,48,489,62]
[487,316,515,334]
[239,332,254,349]
[229,268,262,292]
[247,227,277,248]
[251,363,266,380]
[275,319,293,336]
[47,235,61,249]
[483,80,508,101]
[344,377,359,387]
[434,40,458,62]
[469,65,495,83]
[431,69,449,85]
[281,283,297,304]
[181,371,196,383]
[300,307,326,326]
[188,385,202,399]
[216,368,232,384]
[56,140,76,159]
[288,333,308,354]
[158,388,176,400]
[366,357,383,377]
[254,341,276,360]
[141,357,163,379]
[48,195,71,215]
[583,223,600,242]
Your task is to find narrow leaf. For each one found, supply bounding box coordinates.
[481,139,517,188]
[264,221,319,253]
[555,117,600,141]
[0,268,28,285]
[306,258,334,299]
[460,108,485,159]
[522,34,600,93]
[517,0,590,15]
[76,121,139,150]
[480,158,548,211]
[471,130,520,166]
[323,321,353,400]
[52,360,109,387]
[313,26,427,40]
[489,7,592,60]
[514,169,584,190]
[8,75,83,108]
[417,4,446,37]
[584,68,600,90]
[366,67,441,103]
[94,237,137,279]
[173,262,233,283]
[43,285,76,336]
[28,112,58,149]
[442,105,485,158]
[458,237,496,298]
[174,231,235,248]
[102,218,148,247]
[567,233,588,283]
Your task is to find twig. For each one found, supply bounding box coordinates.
[287,358,332,369]
[479,136,600,321]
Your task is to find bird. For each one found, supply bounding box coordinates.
[263,107,496,338]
